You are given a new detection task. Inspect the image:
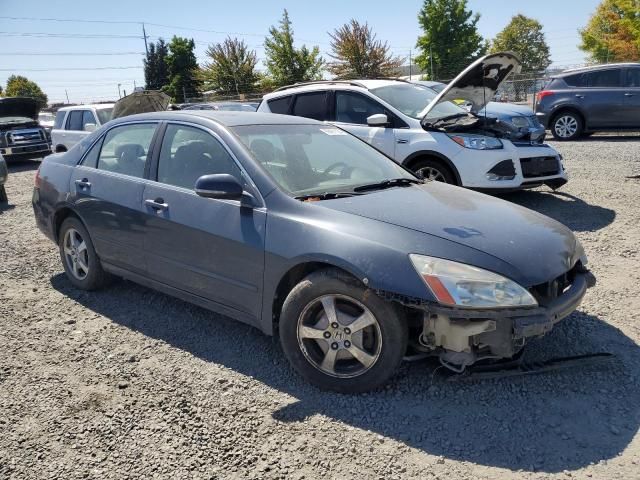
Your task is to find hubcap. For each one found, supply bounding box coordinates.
[417,166,447,182]
[63,228,89,280]
[297,295,382,378]
[554,115,578,138]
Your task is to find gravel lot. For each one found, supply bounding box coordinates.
[1,135,640,480]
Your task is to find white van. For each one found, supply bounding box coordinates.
[51,104,114,152]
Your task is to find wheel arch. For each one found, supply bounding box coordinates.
[54,145,68,153]
[52,205,85,242]
[402,150,462,185]
[549,106,586,129]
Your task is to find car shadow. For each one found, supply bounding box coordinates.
[49,273,640,474]
[0,202,16,215]
[503,190,616,232]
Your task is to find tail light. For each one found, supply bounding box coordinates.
[537,90,554,102]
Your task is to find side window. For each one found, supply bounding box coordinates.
[586,69,621,87]
[65,111,83,131]
[292,92,328,120]
[563,73,586,87]
[335,91,386,125]
[267,96,292,114]
[625,68,640,87]
[157,124,241,190]
[97,123,156,178]
[54,111,66,129]
[80,137,104,168]
[82,110,97,131]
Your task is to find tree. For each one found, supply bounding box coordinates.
[415,0,486,80]
[264,9,324,86]
[201,37,260,95]
[580,0,640,63]
[490,15,551,73]
[165,36,201,102]
[328,20,403,79]
[144,38,169,90]
[4,75,48,108]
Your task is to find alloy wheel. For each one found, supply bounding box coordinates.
[63,228,89,280]
[296,294,383,378]
[417,166,446,182]
[554,115,578,138]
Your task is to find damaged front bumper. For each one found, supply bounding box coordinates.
[411,270,596,371]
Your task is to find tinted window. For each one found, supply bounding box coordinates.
[81,111,97,131]
[65,111,83,131]
[97,123,156,178]
[292,92,328,120]
[335,91,386,124]
[96,108,113,125]
[81,137,103,168]
[586,69,621,87]
[625,68,640,87]
[563,73,586,87]
[267,96,292,114]
[54,111,66,129]
[157,124,241,190]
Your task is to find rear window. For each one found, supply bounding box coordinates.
[625,68,640,87]
[563,73,586,88]
[267,96,292,114]
[586,69,621,87]
[54,110,66,129]
[292,92,328,121]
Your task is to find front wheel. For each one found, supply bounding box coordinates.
[279,269,408,393]
[411,158,456,184]
[551,112,583,140]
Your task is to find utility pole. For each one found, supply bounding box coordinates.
[430,44,434,80]
[142,23,149,56]
[409,50,412,79]
[65,90,69,104]
[118,83,122,98]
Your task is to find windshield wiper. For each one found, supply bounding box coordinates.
[353,177,423,193]
[294,192,362,201]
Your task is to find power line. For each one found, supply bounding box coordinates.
[0,32,142,39]
[0,52,144,56]
[0,66,142,71]
[0,15,141,24]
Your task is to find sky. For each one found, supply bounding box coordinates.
[0,0,601,104]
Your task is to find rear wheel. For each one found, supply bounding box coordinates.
[410,158,456,184]
[279,269,408,393]
[58,217,111,290]
[0,185,7,203]
[551,112,583,140]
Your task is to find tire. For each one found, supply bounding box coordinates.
[58,216,111,290]
[0,185,7,203]
[279,269,408,393]
[410,158,456,184]
[550,111,583,140]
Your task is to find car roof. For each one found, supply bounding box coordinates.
[110,110,322,127]
[58,104,115,111]
[262,79,408,99]
[559,63,640,75]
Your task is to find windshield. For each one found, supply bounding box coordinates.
[371,84,466,120]
[96,108,113,125]
[232,124,415,197]
[38,113,54,122]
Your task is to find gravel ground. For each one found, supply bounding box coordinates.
[1,135,640,480]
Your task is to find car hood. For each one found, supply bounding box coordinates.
[479,102,534,118]
[420,52,521,123]
[319,182,577,286]
[0,97,39,122]
[112,90,171,119]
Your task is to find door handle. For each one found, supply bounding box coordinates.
[396,139,409,144]
[575,94,585,99]
[625,93,635,97]
[75,178,91,190]
[145,198,169,211]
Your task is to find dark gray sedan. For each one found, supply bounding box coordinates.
[32,111,593,392]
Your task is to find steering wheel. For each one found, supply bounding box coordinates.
[322,162,349,177]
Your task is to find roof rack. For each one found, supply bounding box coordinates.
[273,80,368,92]
[367,77,412,83]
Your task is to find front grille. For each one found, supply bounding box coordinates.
[520,156,559,178]
[6,128,46,146]
[529,265,577,306]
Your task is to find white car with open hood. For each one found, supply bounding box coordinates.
[258,52,568,191]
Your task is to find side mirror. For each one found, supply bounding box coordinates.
[84,123,97,132]
[366,113,389,127]
[195,174,243,200]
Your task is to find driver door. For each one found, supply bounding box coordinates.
[332,91,397,159]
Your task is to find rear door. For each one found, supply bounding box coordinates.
[142,122,266,322]
[621,67,640,127]
[332,91,397,158]
[581,68,625,128]
[69,122,159,273]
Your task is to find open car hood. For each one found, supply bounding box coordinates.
[420,52,521,124]
[112,90,171,119]
[0,97,39,121]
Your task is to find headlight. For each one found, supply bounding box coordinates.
[510,116,530,128]
[448,134,503,150]
[409,254,538,308]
